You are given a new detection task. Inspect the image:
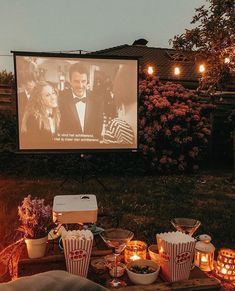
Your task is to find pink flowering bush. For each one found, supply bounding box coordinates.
[139,71,215,172]
[18,195,53,239]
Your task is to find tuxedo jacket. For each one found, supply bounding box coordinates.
[59,89,104,139]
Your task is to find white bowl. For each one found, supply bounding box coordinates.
[126,259,160,285]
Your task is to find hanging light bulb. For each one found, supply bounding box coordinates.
[224,57,230,64]
[174,66,180,76]
[199,64,206,73]
[147,66,154,75]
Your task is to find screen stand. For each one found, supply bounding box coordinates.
[60,154,109,191]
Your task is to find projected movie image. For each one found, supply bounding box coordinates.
[15,54,138,151]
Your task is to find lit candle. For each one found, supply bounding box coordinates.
[221,268,227,275]
[130,253,141,261]
[124,241,147,264]
[201,255,208,263]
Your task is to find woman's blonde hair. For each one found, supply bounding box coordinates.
[21,81,60,133]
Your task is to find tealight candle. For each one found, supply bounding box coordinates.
[124,240,147,264]
[215,248,235,282]
[130,252,141,261]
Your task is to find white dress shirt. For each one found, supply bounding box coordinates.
[72,91,86,132]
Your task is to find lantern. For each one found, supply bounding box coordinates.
[215,248,235,282]
[124,240,147,264]
[194,234,215,272]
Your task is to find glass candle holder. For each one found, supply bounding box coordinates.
[214,248,235,282]
[124,240,147,264]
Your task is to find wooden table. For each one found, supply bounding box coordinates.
[18,240,221,291]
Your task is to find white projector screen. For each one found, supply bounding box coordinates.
[14,52,138,152]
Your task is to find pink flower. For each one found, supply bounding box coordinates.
[201,127,211,135]
[160,156,167,164]
[193,115,200,121]
[160,115,167,123]
[140,118,146,128]
[167,114,174,120]
[165,129,172,136]
[172,125,181,132]
[148,104,154,111]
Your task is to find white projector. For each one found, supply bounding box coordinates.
[53,194,98,224]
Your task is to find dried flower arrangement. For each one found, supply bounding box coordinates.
[18,195,53,239]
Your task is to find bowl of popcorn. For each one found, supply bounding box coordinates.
[126,259,160,285]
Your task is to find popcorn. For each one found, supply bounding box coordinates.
[61,229,93,240]
[62,229,93,277]
[156,231,196,282]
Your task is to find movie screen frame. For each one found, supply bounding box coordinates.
[13,51,139,153]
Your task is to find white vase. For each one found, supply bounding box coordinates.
[25,236,48,259]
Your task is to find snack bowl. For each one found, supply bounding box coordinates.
[148,244,160,263]
[126,259,160,285]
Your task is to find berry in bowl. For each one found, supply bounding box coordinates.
[126,259,160,285]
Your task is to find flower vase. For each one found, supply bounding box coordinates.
[25,236,48,259]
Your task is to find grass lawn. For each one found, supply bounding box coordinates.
[0,166,234,252]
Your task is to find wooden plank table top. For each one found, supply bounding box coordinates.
[18,240,221,291]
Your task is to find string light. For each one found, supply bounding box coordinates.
[174,66,180,76]
[147,66,154,75]
[199,64,206,73]
[224,57,230,64]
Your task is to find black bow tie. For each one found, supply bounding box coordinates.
[74,97,87,104]
[48,113,53,118]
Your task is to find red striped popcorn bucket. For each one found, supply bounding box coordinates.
[157,231,196,282]
[62,230,93,277]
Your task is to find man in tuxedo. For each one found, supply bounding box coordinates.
[59,63,104,139]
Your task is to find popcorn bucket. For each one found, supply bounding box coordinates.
[62,230,93,277]
[157,231,196,282]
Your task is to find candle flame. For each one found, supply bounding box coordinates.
[201,255,208,263]
[221,267,227,274]
[130,254,141,261]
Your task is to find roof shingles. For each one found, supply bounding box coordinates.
[93,45,199,82]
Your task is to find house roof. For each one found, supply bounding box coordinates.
[92,44,200,83]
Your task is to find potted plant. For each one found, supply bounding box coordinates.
[18,195,53,259]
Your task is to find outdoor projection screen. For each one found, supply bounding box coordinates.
[14,52,138,151]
